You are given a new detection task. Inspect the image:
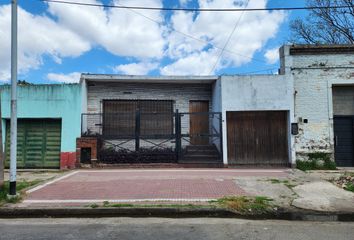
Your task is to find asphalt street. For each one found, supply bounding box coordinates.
[0,218,353,240]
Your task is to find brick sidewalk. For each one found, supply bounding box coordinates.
[24,169,289,205]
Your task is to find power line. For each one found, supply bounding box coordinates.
[126,6,267,64]
[39,0,267,63]
[39,0,286,69]
[209,0,250,74]
[40,0,353,12]
[235,67,279,75]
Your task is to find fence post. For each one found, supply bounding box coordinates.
[175,109,181,161]
[219,113,223,161]
[81,114,83,136]
[135,110,140,151]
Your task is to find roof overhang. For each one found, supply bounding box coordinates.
[80,74,218,84]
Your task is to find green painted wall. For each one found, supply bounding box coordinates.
[0,84,82,152]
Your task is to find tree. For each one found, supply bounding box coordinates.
[290,0,354,44]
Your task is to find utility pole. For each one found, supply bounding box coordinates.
[0,91,3,189]
[9,0,17,196]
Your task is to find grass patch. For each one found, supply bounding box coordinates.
[89,203,99,208]
[108,203,135,208]
[87,197,275,214]
[268,179,289,184]
[296,152,336,171]
[344,183,354,192]
[337,173,354,192]
[211,196,273,214]
[284,183,297,189]
[103,203,209,209]
[269,179,281,184]
[87,201,212,209]
[267,179,296,189]
[0,180,43,206]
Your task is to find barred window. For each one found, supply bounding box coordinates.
[103,100,173,138]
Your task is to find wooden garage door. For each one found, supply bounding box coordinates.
[227,111,288,165]
[5,119,61,168]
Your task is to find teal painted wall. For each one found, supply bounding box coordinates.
[0,84,82,152]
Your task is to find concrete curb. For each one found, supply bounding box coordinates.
[0,207,353,221]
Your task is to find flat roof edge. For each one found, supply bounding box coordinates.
[80,74,218,83]
[289,44,354,55]
[0,83,80,88]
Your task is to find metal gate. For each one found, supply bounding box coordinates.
[176,111,222,162]
[81,110,222,164]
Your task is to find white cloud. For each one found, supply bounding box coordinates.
[48,0,165,59]
[264,47,280,64]
[179,0,192,6]
[0,0,165,81]
[47,72,81,83]
[0,5,90,81]
[0,0,286,80]
[114,62,158,75]
[161,49,220,75]
[162,0,286,74]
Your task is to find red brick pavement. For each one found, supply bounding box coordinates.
[25,169,289,203]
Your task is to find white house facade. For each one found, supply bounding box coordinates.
[1,44,353,169]
[77,45,354,168]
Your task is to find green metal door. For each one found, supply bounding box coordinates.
[5,119,61,168]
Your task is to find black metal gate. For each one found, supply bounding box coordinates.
[176,111,223,162]
[81,110,222,164]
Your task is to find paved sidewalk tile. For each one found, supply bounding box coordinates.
[24,169,289,204]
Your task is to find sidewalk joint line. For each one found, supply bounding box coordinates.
[26,171,79,194]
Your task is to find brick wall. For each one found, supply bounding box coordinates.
[76,137,100,166]
[87,82,212,112]
[86,82,213,135]
[60,152,76,169]
[290,52,354,160]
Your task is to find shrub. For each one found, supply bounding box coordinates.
[296,152,336,171]
[98,147,177,164]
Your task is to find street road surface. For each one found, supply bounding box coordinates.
[0,218,353,240]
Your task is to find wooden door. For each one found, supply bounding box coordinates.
[189,101,209,145]
[227,111,288,165]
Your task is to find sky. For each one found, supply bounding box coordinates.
[0,0,307,84]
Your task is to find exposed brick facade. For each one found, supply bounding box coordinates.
[281,45,354,161]
[85,82,215,152]
[76,137,101,166]
[86,82,212,133]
